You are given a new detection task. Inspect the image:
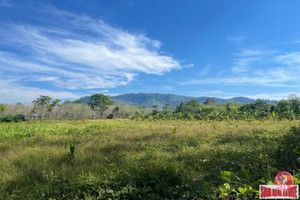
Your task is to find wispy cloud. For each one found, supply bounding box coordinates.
[199,64,214,76]
[275,52,300,65]
[231,56,258,73]
[191,90,297,101]
[231,49,276,73]
[181,70,300,87]
[0,5,188,102]
[180,48,300,88]
[0,79,82,104]
[161,85,174,91]
[200,90,239,98]
[244,92,300,101]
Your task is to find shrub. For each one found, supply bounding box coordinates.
[0,114,26,122]
[276,126,300,171]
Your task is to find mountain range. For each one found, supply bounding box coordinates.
[78,93,276,108]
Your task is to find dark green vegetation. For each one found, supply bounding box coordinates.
[114,94,300,121]
[1,120,300,199]
[0,114,26,122]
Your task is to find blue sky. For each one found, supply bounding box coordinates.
[1,0,300,103]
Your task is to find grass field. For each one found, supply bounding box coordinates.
[0,119,300,199]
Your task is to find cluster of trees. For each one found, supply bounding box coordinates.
[238,95,300,120]
[1,94,300,121]
[27,94,113,120]
[147,96,300,121]
[121,94,300,121]
[0,94,151,120]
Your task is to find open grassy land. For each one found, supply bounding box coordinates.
[1,119,300,199]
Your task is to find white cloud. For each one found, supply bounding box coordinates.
[161,85,174,91]
[180,73,300,87]
[200,90,300,101]
[0,79,82,104]
[275,52,300,65]
[235,49,271,57]
[200,90,238,98]
[0,6,187,102]
[244,93,300,101]
[231,56,258,73]
[191,90,297,101]
[199,64,214,76]
[231,49,276,73]
[0,51,136,89]
[180,48,300,88]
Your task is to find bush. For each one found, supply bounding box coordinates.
[276,126,300,171]
[44,165,203,200]
[0,114,26,122]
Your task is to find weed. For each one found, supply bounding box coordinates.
[171,127,177,136]
[68,144,75,158]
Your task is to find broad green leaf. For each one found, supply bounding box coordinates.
[220,192,228,197]
[221,171,236,182]
[238,187,246,194]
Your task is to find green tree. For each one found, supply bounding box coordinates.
[239,104,255,113]
[204,98,216,105]
[33,95,52,106]
[239,100,270,118]
[33,96,52,119]
[152,105,159,115]
[47,99,61,119]
[253,100,269,113]
[225,103,231,112]
[73,100,85,104]
[32,96,61,119]
[175,100,201,114]
[288,94,300,114]
[88,94,113,115]
[175,103,184,113]
[109,106,121,118]
[275,100,290,114]
[186,99,201,107]
[163,103,171,111]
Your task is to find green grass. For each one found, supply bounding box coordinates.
[0,119,299,199]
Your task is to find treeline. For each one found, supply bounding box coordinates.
[0,94,151,121]
[1,94,300,121]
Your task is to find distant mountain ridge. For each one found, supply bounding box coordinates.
[78,93,276,108]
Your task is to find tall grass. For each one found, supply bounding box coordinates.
[0,119,299,199]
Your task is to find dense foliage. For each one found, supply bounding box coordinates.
[0,114,26,122]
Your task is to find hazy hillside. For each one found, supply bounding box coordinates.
[78,93,276,108]
[111,93,193,108]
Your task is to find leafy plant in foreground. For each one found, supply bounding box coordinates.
[68,144,76,158]
[218,171,259,199]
